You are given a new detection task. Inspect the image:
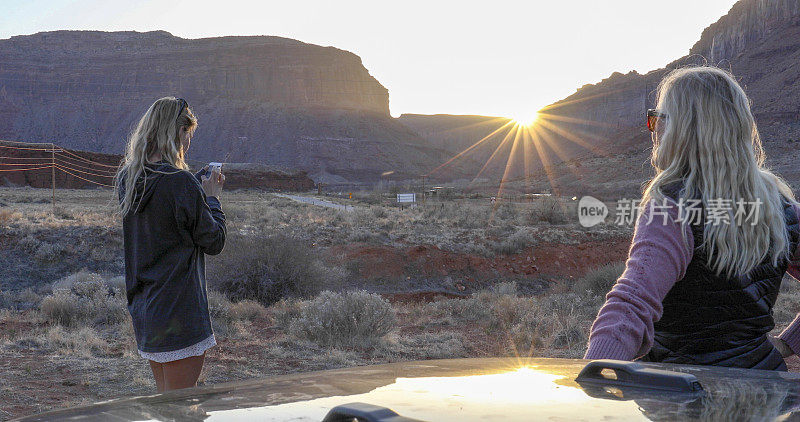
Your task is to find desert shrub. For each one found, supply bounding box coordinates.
[431,204,491,229]
[106,276,126,292]
[16,288,40,304]
[491,229,536,255]
[288,290,396,349]
[371,207,387,218]
[396,332,468,359]
[348,230,386,244]
[491,281,518,296]
[208,234,338,306]
[17,234,41,253]
[508,298,591,358]
[0,290,13,309]
[527,196,569,225]
[271,298,305,330]
[53,206,74,220]
[347,208,376,228]
[453,242,492,257]
[40,271,127,327]
[230,299,267,321]
[34,242,68,264]
[571,262,625,295]
[0,208,18,226]
[40,290,92,327]
[494,202,519,223]
[425,285,599,358]
[207,289,233,322]
[43,325,108,356]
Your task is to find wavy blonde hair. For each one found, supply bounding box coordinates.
[115,97,197,216]
[643,66,795,278]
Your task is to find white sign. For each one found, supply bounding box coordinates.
[397,193,416,203]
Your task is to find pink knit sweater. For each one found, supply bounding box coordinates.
[584,198,800,360]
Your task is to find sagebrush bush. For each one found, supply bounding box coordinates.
[40,290,92,327]
[40,271,127,327]
[0,208,17,226]
[348,230,386,244]
[527,196,569,225]
[395,331,468,359]
[571,262,625,295]
[288,290,396,349]
[34,242,68,264]
[494,202,519,223]
[230,299,267,321]
[208,234,339,306]
[207,289,234,322]
[491,229,536,255]
[425,285,602,358]
[271,298,305,330]
[43,325,108,357]
[0,289,13,309]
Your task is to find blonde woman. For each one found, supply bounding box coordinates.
[116,97,226,390]
[585,66,800,369]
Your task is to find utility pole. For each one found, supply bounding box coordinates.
[421,175,427,203]
[51,143,56,214]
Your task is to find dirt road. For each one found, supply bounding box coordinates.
[273,193,354,211]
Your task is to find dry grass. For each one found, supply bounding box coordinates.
[0,186,631,419]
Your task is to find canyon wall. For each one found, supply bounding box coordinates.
[0,31,453,183]
[402,0,800,197]
[689,0,800,62]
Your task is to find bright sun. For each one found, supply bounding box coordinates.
[509,112,540,128]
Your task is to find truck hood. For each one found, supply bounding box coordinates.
[16,358,800,421]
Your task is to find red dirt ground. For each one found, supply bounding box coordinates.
[327,236,631,287]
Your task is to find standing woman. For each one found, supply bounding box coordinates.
[116,97,226,391]
[584,66,800,369]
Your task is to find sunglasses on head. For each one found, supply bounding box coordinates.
[647,109,667,132]
[176,98,188,120]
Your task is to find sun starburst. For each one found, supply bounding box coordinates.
[510,112,540,128]
[424,106,612,201]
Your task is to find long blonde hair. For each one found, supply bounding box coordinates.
[643,66,795,278]
[115,97,197,216]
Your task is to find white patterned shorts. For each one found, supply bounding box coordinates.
[138,334,216,363]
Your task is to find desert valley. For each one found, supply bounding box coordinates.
[2,0,800,419]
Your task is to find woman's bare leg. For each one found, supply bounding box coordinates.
[149,360,165,393]
[162,353,205,391]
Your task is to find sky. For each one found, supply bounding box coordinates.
[0,0,740,119]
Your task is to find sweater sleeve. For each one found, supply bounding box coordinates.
[777,203,800,355]
[174,171,227,256]
[584,198,693,360]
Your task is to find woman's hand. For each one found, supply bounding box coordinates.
[201,167,225,198]
[769,335,794,358]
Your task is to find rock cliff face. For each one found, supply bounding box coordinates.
[689,0,800,62]
[0,31,452,182]
[532,0,800,197]
[402,0,800,197]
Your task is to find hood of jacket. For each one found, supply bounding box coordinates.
[118,162,180,215]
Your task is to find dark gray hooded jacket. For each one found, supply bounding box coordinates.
[119,162,226,353]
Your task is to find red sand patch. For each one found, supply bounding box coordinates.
[327,237,630,283]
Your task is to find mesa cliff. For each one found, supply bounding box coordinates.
[0,31,452,183]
